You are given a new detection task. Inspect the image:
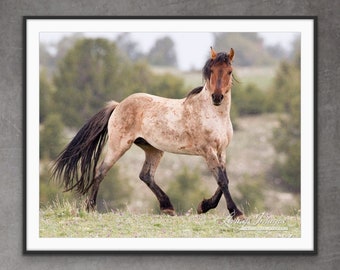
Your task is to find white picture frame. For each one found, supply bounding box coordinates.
[24,16,316,253]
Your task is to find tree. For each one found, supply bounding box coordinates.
[53,38,126,128]
[267,44,288,60]
[40,33,84,77]
[39,43,56,76]
[40,113,64,160]
[270,38,301,192]
[147,37,177,67]
[40,69,55,123]
[53,37,186,129]
[213,33,276,67]
[115,33,144,61]
[55,33,85,63]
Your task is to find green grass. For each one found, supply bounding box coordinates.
[40,200,300,238]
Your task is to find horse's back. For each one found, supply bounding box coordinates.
[108,92,183,136]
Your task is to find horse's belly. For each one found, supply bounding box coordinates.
[142,124,231,156]
[143,128,202,155]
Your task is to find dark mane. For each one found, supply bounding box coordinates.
[186,86,204,98]
[203,52,231,81]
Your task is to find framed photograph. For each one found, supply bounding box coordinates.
[24,16,316,253]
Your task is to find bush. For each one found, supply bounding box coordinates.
[233,175,265,215]
[40,161,74,208]
[269,59,301,192]
[159,166,209,214]
[271,113,300,193]
[40,113,65,160]
[95,165,132,212]
[40,161,132,212]
[232,83,268,117]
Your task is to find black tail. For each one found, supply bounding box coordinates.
[52,101,118,195]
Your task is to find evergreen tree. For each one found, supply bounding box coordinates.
[40,69,55,123]
[271,39,301,192]
[213,33,276,66]
[147,37,177,67]
[40,113,64,160]
[53,38,127,128]
[115,33,144,61]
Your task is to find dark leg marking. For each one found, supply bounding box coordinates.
[140,168,175,215]
[137,139,176,216]
[197,187,223,214]
[86,164,107,211]
[216,167,244,219]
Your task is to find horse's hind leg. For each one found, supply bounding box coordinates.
[86,139,132,211]
[136,141,176,216]
[86,160,112,211]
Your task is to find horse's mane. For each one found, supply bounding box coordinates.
[186,86,204,99]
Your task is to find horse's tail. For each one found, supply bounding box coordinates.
[52,101,119,195]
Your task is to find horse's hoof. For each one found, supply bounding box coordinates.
[161,209,176,216]
[233,214,246,220]
[197,201,204,214]
[232,211,246,220]
[85,199,96,212]
[86,205,95,212]
[197,200,208,214]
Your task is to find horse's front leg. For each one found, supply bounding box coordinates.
[197,187,222,214]
[204,151,244,219]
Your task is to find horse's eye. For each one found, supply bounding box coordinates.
[228,71,232,75]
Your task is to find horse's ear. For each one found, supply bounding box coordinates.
[229,48,235,62]
[210,46,217,60]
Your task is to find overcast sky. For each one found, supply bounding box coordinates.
[40,32,299,71]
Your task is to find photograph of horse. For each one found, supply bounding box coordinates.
[52,47,245,220]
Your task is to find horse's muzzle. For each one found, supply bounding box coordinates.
[212,93,224,106]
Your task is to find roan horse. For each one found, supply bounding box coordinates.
[53,47,244,219]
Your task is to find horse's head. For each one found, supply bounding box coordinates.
[203,47,234,106]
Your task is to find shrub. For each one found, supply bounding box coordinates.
[159,166,209,214]
[269,59,301,193]
[95,165,132,212]
[233,175,265,215]
[232,83,267,116]
[40,113,65,160]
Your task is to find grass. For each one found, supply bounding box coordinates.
[40,200,300,238]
